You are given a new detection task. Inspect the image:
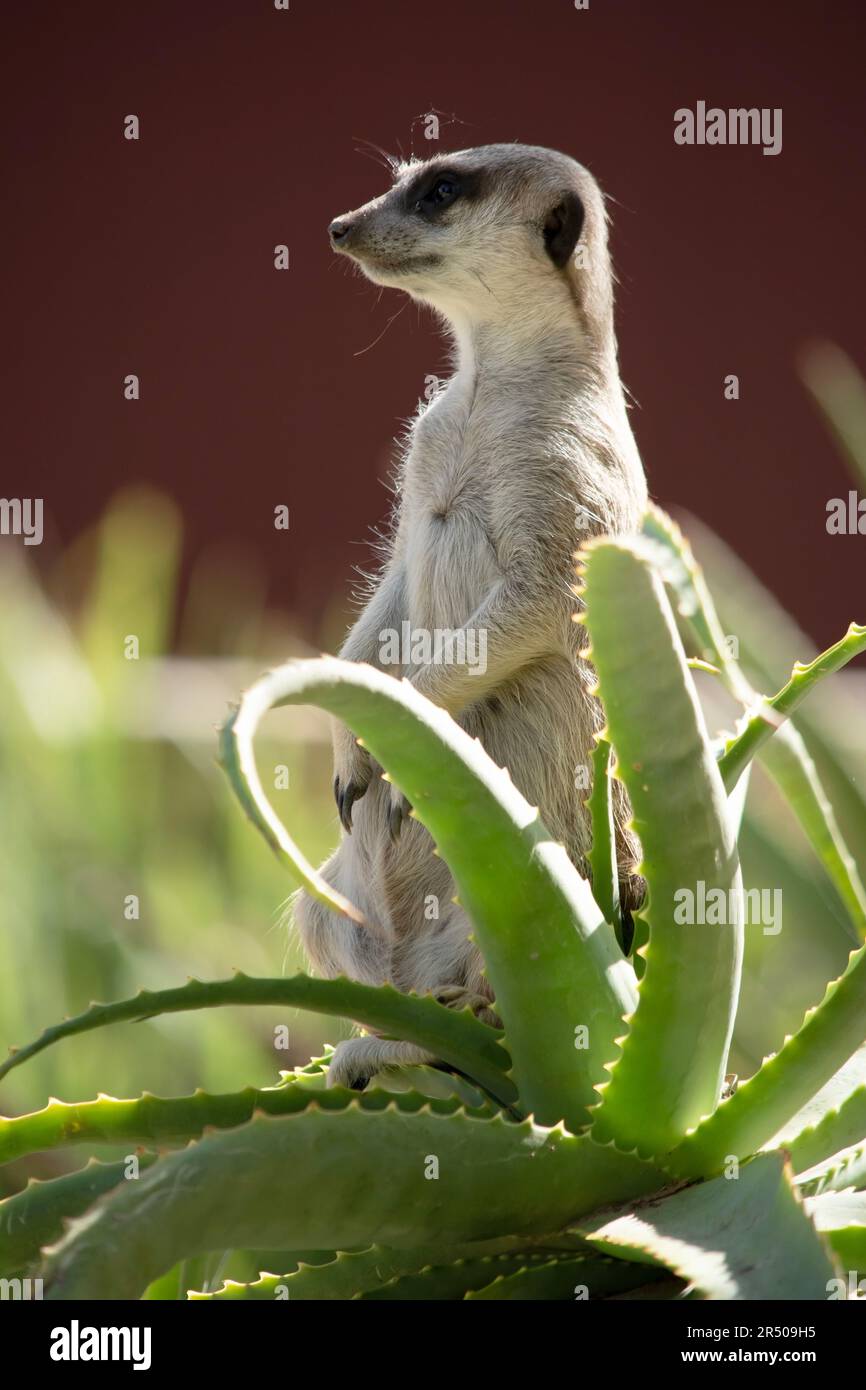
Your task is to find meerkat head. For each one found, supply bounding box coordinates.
[328,143,613,336]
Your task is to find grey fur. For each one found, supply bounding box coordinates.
[295,144,647,1089]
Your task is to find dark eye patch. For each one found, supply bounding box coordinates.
[418,175,460,210]
[402,165,484,217]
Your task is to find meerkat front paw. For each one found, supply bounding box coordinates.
[326,1036,438,1091]
[621,871,647,914]
[433,985,501,1027]
[333,725,374,833]
[326,1039,374,1091]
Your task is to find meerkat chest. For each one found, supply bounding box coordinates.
[405,389,508,528]
[407,393,490,519]
[402,399,503,625]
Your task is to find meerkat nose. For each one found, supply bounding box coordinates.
[328,218,352,244]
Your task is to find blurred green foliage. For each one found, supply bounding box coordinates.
[0,489,347,1194]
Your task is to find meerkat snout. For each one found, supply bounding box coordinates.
[328,217,352,244]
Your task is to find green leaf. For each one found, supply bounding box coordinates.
[641,505,751,701]
[0,1156,156,1278]
[578,1151,839,1299]
[465,1254,665,1300]
[220,656,638,1132]
[799,341,866,490]
[642,505,866,942]
[144,1254,227,1302]
[0,1078,497,1169]
[766,1042,866,1173]
[586,738,622,944]
[797,1146,866,1198]
[760,727,866,943]
[667,942,866,1178]
[359,1252,557,1300]
[718,625,866,793]
[579,538,743,1156]
[41,1099,668,1299]
[190,1239,531,1300]
[805,1191,866,1281]
[0,973,515,1108]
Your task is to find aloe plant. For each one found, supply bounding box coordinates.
[2,516,865,1301]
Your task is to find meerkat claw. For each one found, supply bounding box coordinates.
[388,793,411,843]
[336,778,364,833]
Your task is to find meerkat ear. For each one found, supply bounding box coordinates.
[543,191,585,269]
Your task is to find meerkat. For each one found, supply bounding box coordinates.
[294,143,647,1089]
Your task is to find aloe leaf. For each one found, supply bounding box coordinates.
[466,1254,664,1300]
[0,1156,156,1278]
[142,1265,189,1301]
[586,738,622,943]
[641,505,752,700]
[805,1191,866,1279]
[218,684,363,923]
[725,764,751,841]
[0,1090,274,1166]
[807,1190,866,1225]
[0,973,515,1107]
[578,1151,838,1299]
[642,506,866,940]
[41,1100,668,1299]
[359,1252,558,1300]
[765,1042,866,1172]
[694,515,866,884]
[221,656,638,1132]
[799,341,866,489]
[204,1247,602,1303]
[579,538,743,1156]
[190,1269,319,1301]
[797,1146,866,1197]
[609,1278,691,1300]
[144,1254,226,1301]
[718,625,866,793]
[0,1077,499,1168]
[190,1239,529,1300]
[667,942,866,1178]
[7,1087,499,1163]
[761,727,866,942]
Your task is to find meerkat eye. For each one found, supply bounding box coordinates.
[416,175,461,213]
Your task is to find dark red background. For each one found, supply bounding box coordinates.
[3,0,863,644]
